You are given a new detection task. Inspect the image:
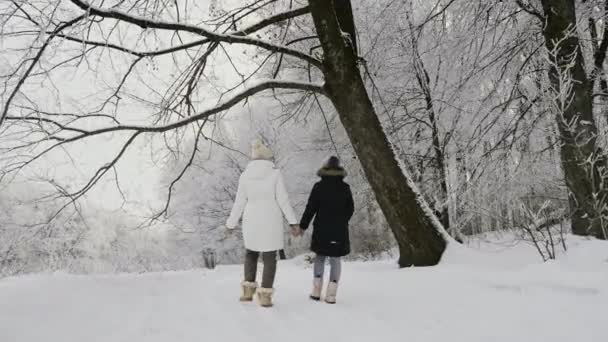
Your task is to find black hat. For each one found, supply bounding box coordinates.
[325,156,340,169]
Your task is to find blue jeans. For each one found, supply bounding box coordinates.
[313,254,341,283]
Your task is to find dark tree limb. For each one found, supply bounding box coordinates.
[4,80,324,177]
[54,5,311,59]
[67,0,322,69]
[152,122,207,222]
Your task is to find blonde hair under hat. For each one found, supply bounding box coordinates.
[251,139,274,160]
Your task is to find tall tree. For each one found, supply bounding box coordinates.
[308,0,447,266]
[538,0,608,239]
[405,12,451,236]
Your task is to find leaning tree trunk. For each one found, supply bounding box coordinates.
[308,0,447,266]
[541,0,608,239]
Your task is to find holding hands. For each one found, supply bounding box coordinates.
[224,223,302,238]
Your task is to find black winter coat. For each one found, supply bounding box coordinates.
[300,167,354,257]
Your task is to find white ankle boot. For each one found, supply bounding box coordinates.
[257,287,274,308]
[310,277,323,301]
[239,281,257,302]
[325,281,338,304]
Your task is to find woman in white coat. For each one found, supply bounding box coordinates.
[225,140,299,307]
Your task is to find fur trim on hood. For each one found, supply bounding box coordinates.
[317,167,347,177]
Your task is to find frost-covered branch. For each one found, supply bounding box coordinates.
[152,123,206,223]
[67,0,322,69]
[0,14,86,129]
[3,79,324,174]
[53,5,312,59]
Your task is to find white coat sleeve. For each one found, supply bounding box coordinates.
[275,170,298,225]
[226,177,247,229]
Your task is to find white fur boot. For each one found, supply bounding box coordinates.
[257,287,274,308]
[325,281,338,304]
[239,281,258,302]
[310,277,323,301]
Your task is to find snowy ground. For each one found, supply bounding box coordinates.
[1,235,607,342]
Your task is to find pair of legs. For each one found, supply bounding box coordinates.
[244,249,277,289]
[313,254,341,282]
[311,254,341,304]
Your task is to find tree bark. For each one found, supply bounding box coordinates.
[308,0,447,266]
[541,0,608,239]
[332,0,358,55]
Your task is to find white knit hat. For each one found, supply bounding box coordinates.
[251,139,273,160]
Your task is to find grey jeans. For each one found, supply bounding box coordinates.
[244,249,277,289]
[313,254,341,283]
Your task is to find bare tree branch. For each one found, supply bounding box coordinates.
[67,0,322,69]
[0,15,86,128]
[153,123,206,221]
[3,80,324,177]
[516,0,545,21]
[54,5,312,59]
[73,80,323,135]
[48,132,141,222]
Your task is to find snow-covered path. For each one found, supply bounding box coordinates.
[1,238,607,342]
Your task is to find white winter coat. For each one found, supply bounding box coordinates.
[226,160,297,252]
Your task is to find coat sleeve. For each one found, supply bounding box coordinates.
[275,170,298,225]
[226,176,247,229]
[345,184,355,220]
[300,183,320,230]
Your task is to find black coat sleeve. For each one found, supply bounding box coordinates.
[345,184,354,220]
[300,183,320,230]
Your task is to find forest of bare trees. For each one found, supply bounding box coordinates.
[1,0,608,276]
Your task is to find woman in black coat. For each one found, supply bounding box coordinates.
[299,156,354,304]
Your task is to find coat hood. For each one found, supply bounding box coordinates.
[317,166,347,178]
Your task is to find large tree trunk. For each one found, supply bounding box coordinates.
[541,0,608,239]
[308,0,447,266]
